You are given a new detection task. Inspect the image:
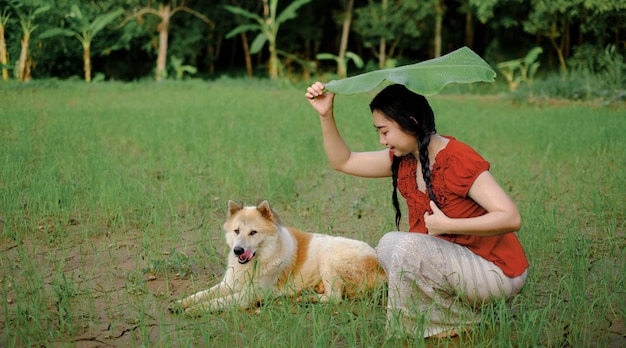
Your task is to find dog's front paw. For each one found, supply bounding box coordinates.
[183,305,206,317]
[168,300,186,314]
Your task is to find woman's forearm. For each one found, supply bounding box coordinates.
[440,211,521,236]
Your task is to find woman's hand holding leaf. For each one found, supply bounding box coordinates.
[305,82,335,118]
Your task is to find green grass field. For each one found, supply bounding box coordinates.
[1,79,625,347]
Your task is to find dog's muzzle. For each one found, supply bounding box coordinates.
[234,246,255,264]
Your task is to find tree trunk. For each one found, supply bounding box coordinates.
[464,12,473,49]
[240,32,253,78]
[379,37,386,69]
[24,55,31,81]
[83,42,91,82]
[18,34,30,81]
[206,31,221,75]
[563,18,570,57]
[578,22,583,46]
[338,0,354,78]
[261,0,278,79]
[378,0,387,68]
[268,41,278,79]
[434,0,443,57]
[0,23,8,81]
[155,4,171,81]
[548,21,567,73]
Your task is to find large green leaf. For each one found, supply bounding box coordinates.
[224,5,263,23]
[275,0,312,25]
[250,33,268,54]
[39,28,75,39]
[324,47,496,96]
[33,5,51,17]
[70,4,84,22]
[225,24,260,39]
[89,9,124,36]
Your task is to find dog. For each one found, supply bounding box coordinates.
[173,200,386,315]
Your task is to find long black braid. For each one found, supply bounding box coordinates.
[391,156,402,229]
[418,128,439,208]
[370,84,438,230]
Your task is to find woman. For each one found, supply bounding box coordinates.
[305,82,529,339]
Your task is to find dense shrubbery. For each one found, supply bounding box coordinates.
[511,71,625,104]
[509,45,625,104]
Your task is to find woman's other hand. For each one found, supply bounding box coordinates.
[425,201,450,236]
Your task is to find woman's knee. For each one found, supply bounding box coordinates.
[377,231,403,246]
[376,232,436,267]
[376,232,409,255]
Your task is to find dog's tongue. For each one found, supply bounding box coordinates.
[240,249,254,262]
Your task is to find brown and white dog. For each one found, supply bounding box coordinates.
[173,200,386,315]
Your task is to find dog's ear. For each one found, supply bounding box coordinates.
[228,200,243,216]
[257,200,278,223]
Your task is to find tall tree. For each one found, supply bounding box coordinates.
[0,9,9,80]
[463,0,540,64]
[353,0,432,67]
[523,0,575,72]
[11,0,50,81]
[337,0,354,77]
[469,0,501,23]
[456,0,474,49]
[524,0,626,73]
[224,0,311,79]
[119,1,213,81]
[433,0,444,57]
[226,0,256,78]
[40,4,123,82]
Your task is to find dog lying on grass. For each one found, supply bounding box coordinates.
[172,200,386,315]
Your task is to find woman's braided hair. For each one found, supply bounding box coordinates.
[369,84,437,230]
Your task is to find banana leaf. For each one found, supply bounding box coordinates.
[324,46,496,96]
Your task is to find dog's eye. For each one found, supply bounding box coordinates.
[234,228,240,235]
[249,230,257,236]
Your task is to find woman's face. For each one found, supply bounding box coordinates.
[373,110,418,157]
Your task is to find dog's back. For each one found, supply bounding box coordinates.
[284,228,385,301]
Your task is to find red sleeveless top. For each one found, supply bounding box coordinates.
[392,137,529,277]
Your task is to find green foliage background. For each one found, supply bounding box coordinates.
[0,0,624,91]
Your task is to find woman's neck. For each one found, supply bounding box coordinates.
[409,134,450,165]
[427,134,449,166]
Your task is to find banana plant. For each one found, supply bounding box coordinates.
[12,2,50,81]
[316,51,364,79]
[324,46,496,96]
[115,2,213,82]
[0,9,10,81]
[170,55,197,80]
[40,5,123,82]
[497,46,543,91]
[276,49,316,79]
[225,0,311,80]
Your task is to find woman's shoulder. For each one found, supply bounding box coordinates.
[437,136,490,171]
[435,136,490,195]
[440,136,483,157]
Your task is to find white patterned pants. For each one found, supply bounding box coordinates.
[376,232,527,338]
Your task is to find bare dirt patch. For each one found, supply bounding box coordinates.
[1,221,227,347]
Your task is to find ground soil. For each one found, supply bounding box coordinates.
[1,217,625,347]
[1,220,227,347]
